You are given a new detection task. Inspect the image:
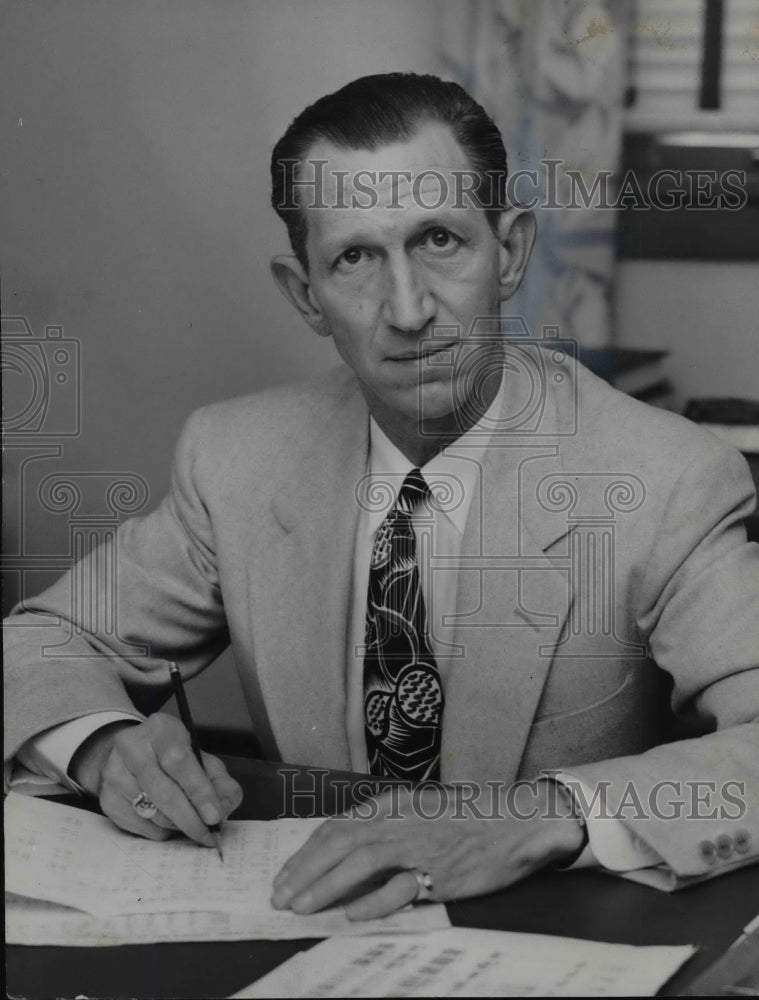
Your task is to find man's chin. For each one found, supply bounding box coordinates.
[408,373,502,440]
[409,384,478,442]
[415,380,460,425]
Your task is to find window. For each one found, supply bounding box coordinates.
[618,0,759,259]
[626,0,759,130]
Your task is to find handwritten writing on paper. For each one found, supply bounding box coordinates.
[6,792,321,915]
[5,893,449,945]
[5,793,450,941]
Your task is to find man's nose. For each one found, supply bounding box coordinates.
[381,259,436,333]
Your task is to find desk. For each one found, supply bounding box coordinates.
[7,757,758,998]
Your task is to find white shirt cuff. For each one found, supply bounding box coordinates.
[555,772,664,872]
[15,712,140,794]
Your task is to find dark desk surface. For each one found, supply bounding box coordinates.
[7,757,759,998]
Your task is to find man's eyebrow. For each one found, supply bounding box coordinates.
[410,212,472,232]
[322,212,474,256]
[320,228,374,256]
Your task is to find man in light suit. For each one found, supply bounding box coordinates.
[5,74,759,919]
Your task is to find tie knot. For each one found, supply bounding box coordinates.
[396,468,429,516]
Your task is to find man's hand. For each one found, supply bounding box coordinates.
[70,713,243,846]
[271,779,585,920]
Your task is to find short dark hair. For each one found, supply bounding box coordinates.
[270,72,509,268]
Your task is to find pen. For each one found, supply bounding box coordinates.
[168,662,224,862]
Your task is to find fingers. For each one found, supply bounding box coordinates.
[202,752,244,818]
[271,819,367,908]
[280,841,401,914]
[96,713,243,846]
[345,871,419,921]
[113,724,216,846]
[99,752,173,842]
[271,788,396,896]
[150,808,179,831]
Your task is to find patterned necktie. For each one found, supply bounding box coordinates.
[363,468,444,782]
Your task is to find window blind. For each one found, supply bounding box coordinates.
[626,0,759,130]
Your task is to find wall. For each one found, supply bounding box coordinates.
[2,0,442,731]
[615,261,759,413]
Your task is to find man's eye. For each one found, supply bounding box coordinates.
[422,228,460,251]
[339,247,366,266]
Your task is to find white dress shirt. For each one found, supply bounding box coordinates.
[14,373,662,872]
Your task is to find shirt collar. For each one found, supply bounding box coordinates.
[366,370,506,536]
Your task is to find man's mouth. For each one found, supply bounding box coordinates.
[389,341,458,362]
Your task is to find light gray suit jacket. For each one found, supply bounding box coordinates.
[5,355,759,881]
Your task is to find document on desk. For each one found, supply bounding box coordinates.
[4,792,449,942]
[5,893,448,946]
[230,929,696,998]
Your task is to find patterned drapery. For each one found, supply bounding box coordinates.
[441,0,630,346]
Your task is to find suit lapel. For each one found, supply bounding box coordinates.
[441,363,575,785]
[248,377,368,770]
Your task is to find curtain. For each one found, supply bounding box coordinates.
[441,0,631,347]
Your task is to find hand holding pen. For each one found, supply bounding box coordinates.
[69,670,243,853]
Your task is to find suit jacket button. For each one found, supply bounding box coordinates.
[699,840,717,864]
[734,829,752,854]
[716,834,734,859]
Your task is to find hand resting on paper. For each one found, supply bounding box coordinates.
[271,779,585,920]
[70,712,243,847]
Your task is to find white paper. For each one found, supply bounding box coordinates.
[230,929,696,998]
[5,893,449,945]
[4,792,449,940]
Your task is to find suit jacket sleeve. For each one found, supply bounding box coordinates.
[569,436,759,881]
[3,408,229,764]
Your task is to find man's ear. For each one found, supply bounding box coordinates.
[270,255,330,337]
[496,208,536,301]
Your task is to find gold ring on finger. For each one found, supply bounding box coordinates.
[132,791,158,820]
[410,869,434,902]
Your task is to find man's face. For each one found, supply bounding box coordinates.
[300,123,509,435]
